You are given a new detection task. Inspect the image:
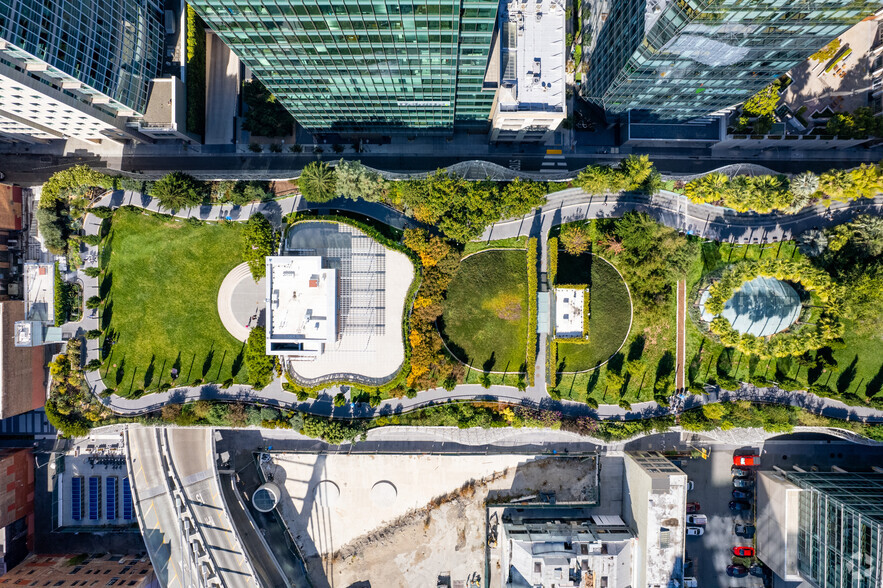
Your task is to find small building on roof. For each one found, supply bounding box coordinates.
[555,286,586,339]
[265,255,337,358]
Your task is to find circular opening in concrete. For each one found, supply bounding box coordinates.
[314,480,340,508]
[371,480,397,506]
[700,276,801,337]
[252,483,280,512]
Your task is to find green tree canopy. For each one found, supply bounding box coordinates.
[742,81,780,117]
[241,79,295,137]
[150,172,207,210]
[242,213,279,280]
[245,327,275,388]
[298,162,338,202]
[334,159,387,201]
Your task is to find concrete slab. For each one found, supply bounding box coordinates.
[204,32,240,145]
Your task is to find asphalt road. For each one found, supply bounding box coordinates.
[2,150,882,186]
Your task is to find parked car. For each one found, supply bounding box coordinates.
[686,502,701,513]
[729,500,751,511]
[733,455,760,466]
[727,564,748,577]
[749,564,766,577]
[684,577,698,588]
[733,478,754,489]
[732,489,753,500]
[732,467,752,478]
[735,524,756,538]
[686,526,705,536]
[733,546,755,557]
[687,480,694,491]
[0,172,5,180]
[686,514,707,526]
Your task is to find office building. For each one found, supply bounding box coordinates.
[0,301,45,418]
[0,448,33,574]
[490,0,566,142]
[757,469,883,588]
[0,553,158,586]
[0,0,166,143]
[583,0,880,121]
[189,0,499,133]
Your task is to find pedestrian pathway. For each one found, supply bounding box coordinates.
[675,279,686,393]
[71,187,883,427]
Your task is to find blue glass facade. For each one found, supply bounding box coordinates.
[190,0,498,132]
[583,0,880,121]
[0,0,165,115]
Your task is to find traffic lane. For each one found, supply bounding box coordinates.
[680,447,761,588]
[760,436,883,471]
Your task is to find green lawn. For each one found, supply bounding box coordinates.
[440,249,529,374]
[101,210,247,396]
[685,241,883,402]
[555,252,631,371]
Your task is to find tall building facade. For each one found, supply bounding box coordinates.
[0,0,165,142]
[190,0,499,133]
[757,470,883,588]
[583,0,880,121]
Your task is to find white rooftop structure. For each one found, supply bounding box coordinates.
[491,0,567,142]
[22,262,53,324]
[555,287,585,338]
[265,256,336,358]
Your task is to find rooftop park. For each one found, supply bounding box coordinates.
[549,212,697,408]
[685,215,883,409]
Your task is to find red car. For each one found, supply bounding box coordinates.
[734,546,755,557]
[733,455,760,467]
[686,502,701,513]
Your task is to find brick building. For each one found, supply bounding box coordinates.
[0,553,158,586]
[0,448,34,573]
[0,184,22,300]
[0,301,45,418]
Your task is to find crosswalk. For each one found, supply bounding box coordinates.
[540,148,567,174]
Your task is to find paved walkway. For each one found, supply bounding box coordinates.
[675,279,686,393]
[71,188,883,426]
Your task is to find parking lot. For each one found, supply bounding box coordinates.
[677,433,883,587]
[679,448,763,588]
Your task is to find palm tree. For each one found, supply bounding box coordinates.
[850,214,883,256]
[786,172,819,213]
[797,229,828,257]
[298,161,337,202]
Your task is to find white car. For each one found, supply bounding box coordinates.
[686,514,707,526]
[684,577,698,588]
[687,480,694,491]
[686,526,704,536]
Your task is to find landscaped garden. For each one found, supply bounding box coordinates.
[99,209,249,396]
[549,213,697,407]
[440,249,530,382]
[685,221,883,409]
[554,252,631,371]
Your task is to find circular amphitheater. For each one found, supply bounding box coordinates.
[217,262,266,342]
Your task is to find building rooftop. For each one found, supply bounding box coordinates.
[265,256,336,356]
[22,262,53,324]
[555,287,585,338]
[498,0,566,113]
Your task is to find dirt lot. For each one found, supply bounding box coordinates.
[276,454,598,588]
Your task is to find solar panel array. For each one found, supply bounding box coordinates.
[122,477,133,520]
[70,477,82,521]
[88,476,101,520]
[106,477,117,521]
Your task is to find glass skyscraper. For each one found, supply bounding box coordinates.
[0,0,164,116]
[190,0,498,133]
[583,0,880,121]
[786,471,882,588]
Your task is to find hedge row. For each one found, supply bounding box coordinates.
[526,238,538,385]
[548,237,558,286]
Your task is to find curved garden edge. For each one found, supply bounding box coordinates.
[553,252,635,375]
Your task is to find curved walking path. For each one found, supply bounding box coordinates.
[72,186,883,427]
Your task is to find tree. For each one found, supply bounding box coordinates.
[334,159,387,202]
[241,79,295,137]
[83,266,101,278]
[619,154,654,190]
[298,162,337,202]
[702,403,727,420]
[499,178,548,218]
[798,229,828,257]
[150,172,207,210]
[245,327,275,388]
[742,81,780,117]
[85,295,102,309]
[35,208,68,254]
[242,213,279,280]
[787,172,819,212]
[559,223,592,255]
[811,38,841,62]
[850,215,883,257]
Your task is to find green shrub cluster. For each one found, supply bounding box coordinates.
[213,180,273,205]
[526,238,538,385]
[241,79,294,137]
[245,327,275,389]
[548,339,558,387]
[548,237,558,285]
[576,155,660,195]
[681,401,799,433]
[242,213,278,280]
[185,5,206,136]
[705,258,843,358]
